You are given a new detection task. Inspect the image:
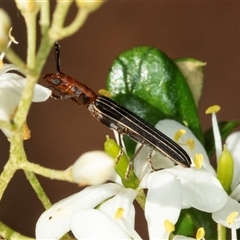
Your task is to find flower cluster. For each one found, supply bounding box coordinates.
[0,3,239,239]
[35,108,240,239]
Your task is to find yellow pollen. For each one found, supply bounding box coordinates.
[114,208,124,219]
[187,138,195,150]
[23,122,31,140]
[10,107,31,140]
[194,153,203,169]
[164,219,175,233]
[227,211,239,225]
[98,89,112,98]
[205,105,221,114]
[196,227,205,240]
[174,129,186,142]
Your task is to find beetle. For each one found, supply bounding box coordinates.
[41,43,191,172]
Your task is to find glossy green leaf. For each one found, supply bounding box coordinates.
[175,208,217,239]
[204,120,239,158]
[106,47,203,144]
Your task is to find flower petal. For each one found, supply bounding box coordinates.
[155,119,215,174]
[71,209,131,239]
[212,196,240,229]
[36,183,123,239]
[0,64,51,137]
[167,166,228,212]
[173,236,195,240]
[0,64,23,76]
[134,143,174,181]
[144,171,183,239]
[32,83,52,102]
[100,188,137,229]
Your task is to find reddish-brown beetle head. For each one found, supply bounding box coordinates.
[41,72,97,106]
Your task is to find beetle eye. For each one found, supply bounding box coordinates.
[52,78,61,85]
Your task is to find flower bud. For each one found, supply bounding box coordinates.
[0,8,11,51]
[15,0,40,15]
[72,151,115,185]
[75,0,105,13]
[217,145,234,194]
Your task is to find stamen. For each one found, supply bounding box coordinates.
[114,208,124,219]
[8,27,19,44]
[187,138,195,150]
[98,89,112,98]
[0,29,18,61]
[194,153,203,169]
[196,227,205,240]
[164,219,175,233]
[174,129,186,142]
[205,105,221,114]
[227,211,239,225]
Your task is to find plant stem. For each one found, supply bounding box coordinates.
[49,0,73,41]
[24,170,52,209]
[25,13,37,69]
[5,47,27,73]
[0,120,15,131]
[0,221,34,240]
[0,159,17,201]
[39,1,50,35]
[19,162,74,182]
[217,223,226,240]
[56,8,89,39]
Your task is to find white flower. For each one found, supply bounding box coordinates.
[0,63,51,137]
[72,150,115,185]
[205,106,240,239]
[36,183,141,239]
[36,119,228,239]
[133,119,228,239]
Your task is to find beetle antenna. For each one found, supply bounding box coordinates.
[55,42,61,72]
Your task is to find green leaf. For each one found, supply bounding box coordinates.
[204,120,239,158]
[107,47,203,143]
[175,58,206,107]
[175,208,217,239]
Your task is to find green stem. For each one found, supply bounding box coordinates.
[49,0,73,41]
[0,159,17,201]
[25,12,37,69]
[24,170,52,209]
[217,223,226,240]
[56,8,89,39]
[4,47,27,73]
[35,34,53,76]
[19,162,74,182]
[0,120,15,131]
[13,75,38,129]
[39,1,50,35]
[0,221,34,240]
